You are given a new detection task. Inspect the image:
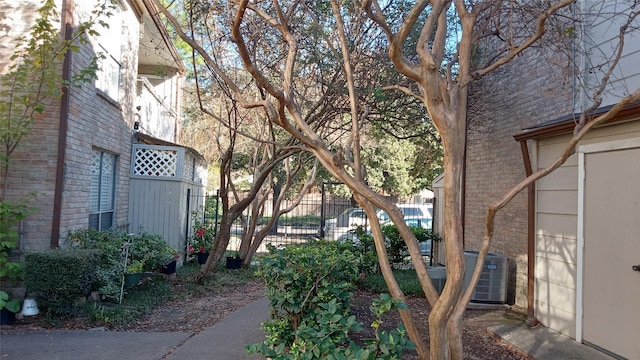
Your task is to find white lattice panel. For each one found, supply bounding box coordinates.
[133,148,177,177]
[184,154,195,181]
[89,150,101,211]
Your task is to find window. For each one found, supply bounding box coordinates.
[95,4,123,101]
[95,47,121,101]
[89,149,117,230]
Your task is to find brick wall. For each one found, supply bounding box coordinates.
[465,47,573,306]
[0,1,62,251]
[58,4,140,240]
[1,1,140,250]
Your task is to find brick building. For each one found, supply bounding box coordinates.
[1,0,206,254]
[463,47,574,307]
[458,1,640,358]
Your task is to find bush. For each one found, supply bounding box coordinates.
[0,197,34,312]
[343,225,379,275]
[67,229,176,301]
[67,229,127,302]
[24,249,99,316]
[129,232,175,271]
[379,224,441,266]
[248,240,413,359]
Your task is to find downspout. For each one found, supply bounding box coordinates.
[51,0,74,248]
[518,139,539,327]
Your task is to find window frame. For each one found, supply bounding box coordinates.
[89,149,117,231]
[94,3,123,102]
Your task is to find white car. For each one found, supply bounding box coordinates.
[324,207,369,241]
[376,203,433,223]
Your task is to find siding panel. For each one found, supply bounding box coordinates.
[536,190,578,215]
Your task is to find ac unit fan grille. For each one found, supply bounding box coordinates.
[463,251,508,304]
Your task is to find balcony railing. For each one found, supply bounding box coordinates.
[136,77,178,142]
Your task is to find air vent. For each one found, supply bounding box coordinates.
[463,251,508,304]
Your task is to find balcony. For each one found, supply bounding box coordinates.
[136,76,179,142]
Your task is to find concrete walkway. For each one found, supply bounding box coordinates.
[0,297,615,360]
[0,298,269,360]
[489,323,615,360]
[164,297,268,360]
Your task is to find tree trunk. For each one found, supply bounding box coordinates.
[269,181,282,235]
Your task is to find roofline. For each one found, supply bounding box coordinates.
[513,102,640,141]
[140,0,186,73]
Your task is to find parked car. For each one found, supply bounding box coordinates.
[324,207,369,241]
[376,203,433,223]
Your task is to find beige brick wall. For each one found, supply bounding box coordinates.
[58,4,140,240]
[0,1,62,251]
[464,48,574,306]
[1,1,139,250]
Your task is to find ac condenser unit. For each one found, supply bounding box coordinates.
[463,251,508,304]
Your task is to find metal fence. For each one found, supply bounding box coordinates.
[191,187,432,254]
[196,191,351,251]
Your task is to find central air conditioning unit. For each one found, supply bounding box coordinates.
[463,251,508,304]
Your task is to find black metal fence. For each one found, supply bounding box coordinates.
[191,186,432,253]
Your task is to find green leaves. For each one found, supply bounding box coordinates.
[0,291,21,312]
[0,197,35,287]
[249,240,412,359]
[0,0,110,172]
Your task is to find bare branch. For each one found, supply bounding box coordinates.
[362,0,424,81]
[382,84,425,102]
[469,0,575,83]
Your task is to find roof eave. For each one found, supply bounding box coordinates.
[513,102,640,142]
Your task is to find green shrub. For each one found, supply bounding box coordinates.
[248,240,413,359]
[67,229,176,301]
[129,232,175,271]
[24,249,99,316]
[67,229,127,301]
[343,225,379,275]
[381,224,441,266]
[0,197,35,312]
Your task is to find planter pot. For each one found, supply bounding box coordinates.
[0,308,16,325]
[124,272,143,286]
[162,260,177,274]
[197,252,209,265]
[226,257,242,269]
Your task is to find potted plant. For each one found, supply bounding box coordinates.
[124,260,144,286]
[161,246,180,274]
[225,251,242,269]
[188,212,214,265]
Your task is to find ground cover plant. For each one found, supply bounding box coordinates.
[10,260,260,330]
